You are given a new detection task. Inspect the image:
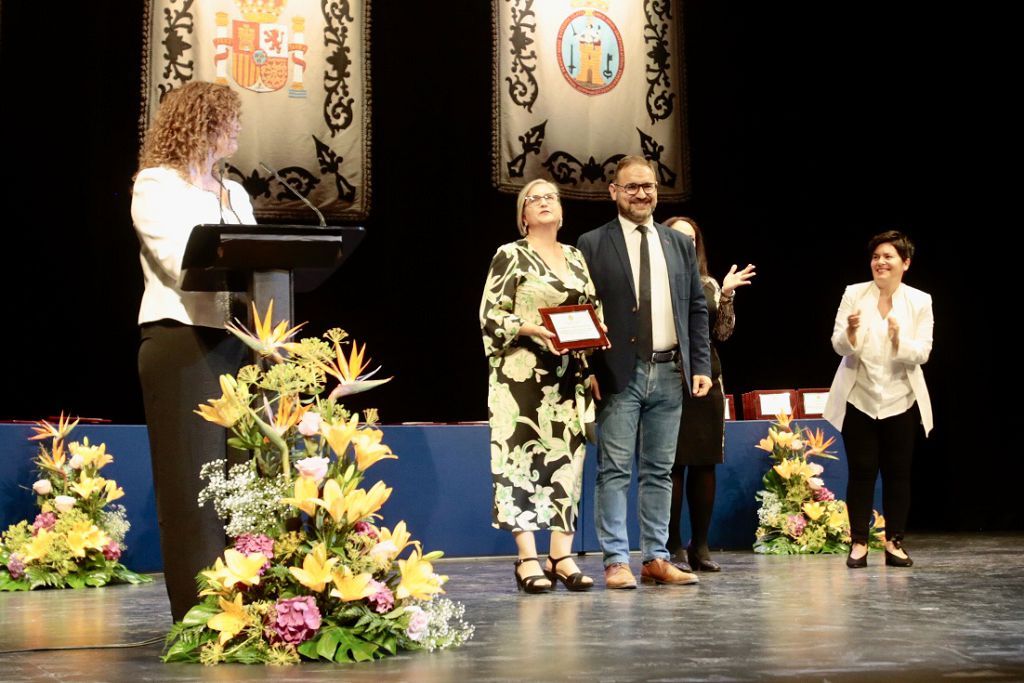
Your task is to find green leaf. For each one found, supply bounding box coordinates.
[316,626,342,660]
[181,602,218,627]
[65,573,86,589]
[297,637,321,660]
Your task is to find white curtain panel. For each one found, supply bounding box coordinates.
[142,0,371,220]
[493,0,690,200]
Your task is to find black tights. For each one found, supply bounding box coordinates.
[667,465,716,556]
[842,403,919,545]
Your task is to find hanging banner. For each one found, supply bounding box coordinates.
[493,0,690,200]
[142,0,371,220]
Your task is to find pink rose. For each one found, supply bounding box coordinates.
[406,606,430,642]
[294,456,330,482]
[32,479,53,495]
[807,477,824,491]
[69,454,85,470]
[297,412,323,437]
[54,495,76,513]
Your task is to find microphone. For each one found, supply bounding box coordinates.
[259,161,326,226]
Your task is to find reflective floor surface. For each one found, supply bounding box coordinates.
[2,533,1023,682]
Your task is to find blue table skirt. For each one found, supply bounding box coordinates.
[1,420,880,572]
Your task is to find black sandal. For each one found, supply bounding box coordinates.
[514,557,552,593]
[544,555,594,592]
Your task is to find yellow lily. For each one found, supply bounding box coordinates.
[22,527,54,563]
[227,300,305,359]
[370,521,419,566]
[351,429,398,471]
[104,479,125,504]
[37,440,67,473]
[343,480,392,523]
[754,435,775,452]
[202,549,265,592]
[804,428,838,457]
[771,429,797,449]
[288,542,338,592]
[321,414,360,458]
[207,593,251,646]
[29,412,79,442]
[68,439,113,470]
[70,474,107,499]
[773,458,814,481]
[195,374,248,428]
[329,566,376,602]
[313,478,349,524]
[802,501,826,521]
[318,339,392,400]
[281,475,321,516]
[395,549,447,600]
[66,520,108,558]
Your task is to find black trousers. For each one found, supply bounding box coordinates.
[138,321,245,622]
[842,402,920,544]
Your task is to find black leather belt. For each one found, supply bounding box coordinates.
[648,348,678,363]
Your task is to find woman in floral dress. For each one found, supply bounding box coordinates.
[480,179,602,593]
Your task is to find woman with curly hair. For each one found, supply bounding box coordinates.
[133,81,255,621]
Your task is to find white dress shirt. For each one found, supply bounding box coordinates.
[618,216,677,352]
[132,166,256,328]
[847,294,916,420]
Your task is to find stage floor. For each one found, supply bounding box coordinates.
[2,533,1023,682]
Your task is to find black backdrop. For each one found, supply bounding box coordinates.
[0,2,1012,531]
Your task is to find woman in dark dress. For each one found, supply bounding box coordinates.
[665,217,755,571]
[480,179,602,593]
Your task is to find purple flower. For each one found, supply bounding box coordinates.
[814,486,836,502]
[367,579,395,614]
[406,606,430,642]
[102,540,122,562]
[7,553,26,580]
[353,521,378,540]
[32,512,57,535]
[234,533,275,559]
[271,596,322,645]
[786,514,807,538]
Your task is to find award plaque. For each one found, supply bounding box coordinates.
[538,304,608,351]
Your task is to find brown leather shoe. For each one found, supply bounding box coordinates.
[640,558,700,585]
[604,562,637,589]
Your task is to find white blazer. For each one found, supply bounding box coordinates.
[823,281,934,436]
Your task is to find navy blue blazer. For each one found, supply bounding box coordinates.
[577,218,711,396]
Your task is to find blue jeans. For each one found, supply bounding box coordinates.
[595,359,683,566]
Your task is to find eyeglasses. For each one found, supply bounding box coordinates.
[524,193,560,205]
[612,182,658,196]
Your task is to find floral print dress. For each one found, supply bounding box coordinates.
[480,240,602,532]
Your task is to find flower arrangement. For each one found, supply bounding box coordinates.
[752,413,882,554]
[0,414,150,590]
[163,304,473,665]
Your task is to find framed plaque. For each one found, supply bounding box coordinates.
[538,304,608,351]
[796,388,831,418]
[741,390,798,421]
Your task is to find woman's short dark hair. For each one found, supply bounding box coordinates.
[868,230,915,261]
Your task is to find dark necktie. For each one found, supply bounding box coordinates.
[637,225,653,359]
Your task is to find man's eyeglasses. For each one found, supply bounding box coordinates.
[524,193,560,205]
[612,182,657,196]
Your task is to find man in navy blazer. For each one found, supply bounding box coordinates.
[577,156,712,589]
